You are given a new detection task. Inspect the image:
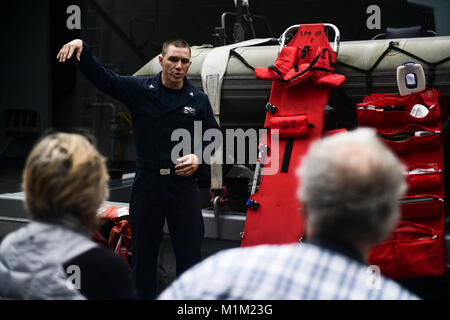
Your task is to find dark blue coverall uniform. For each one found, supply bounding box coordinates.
[77,42,219,299]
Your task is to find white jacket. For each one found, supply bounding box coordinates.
[0,220,97,299]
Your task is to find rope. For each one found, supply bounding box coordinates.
[336,41,450,93]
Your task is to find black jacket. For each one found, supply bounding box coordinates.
[78,41,219,170]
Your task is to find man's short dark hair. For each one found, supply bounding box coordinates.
[162,38,191,56]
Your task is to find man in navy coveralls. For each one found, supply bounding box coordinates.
[57,38,219,299]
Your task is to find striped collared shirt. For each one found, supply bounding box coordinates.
[158,243,419,300]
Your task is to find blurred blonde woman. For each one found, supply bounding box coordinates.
[0,133,137,299]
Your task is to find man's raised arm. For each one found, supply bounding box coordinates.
[56,39,145,109]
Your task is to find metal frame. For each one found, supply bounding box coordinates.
[278,23,340,53]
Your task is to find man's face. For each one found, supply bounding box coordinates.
[159,45,192,89]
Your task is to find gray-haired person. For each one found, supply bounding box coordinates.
[158,128,418,300]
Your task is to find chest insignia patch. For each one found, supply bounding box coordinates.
[182,106,197,116]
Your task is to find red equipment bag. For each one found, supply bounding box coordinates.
[356,88,444,130]
[357,88,447,278]
[92,205,132,268]
[369,220,446,278]
[241,24,346,247]
[405,163,443,197]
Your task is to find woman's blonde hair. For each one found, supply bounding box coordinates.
[22,132,109,230]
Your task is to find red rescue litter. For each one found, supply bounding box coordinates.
[241,23,346,247]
